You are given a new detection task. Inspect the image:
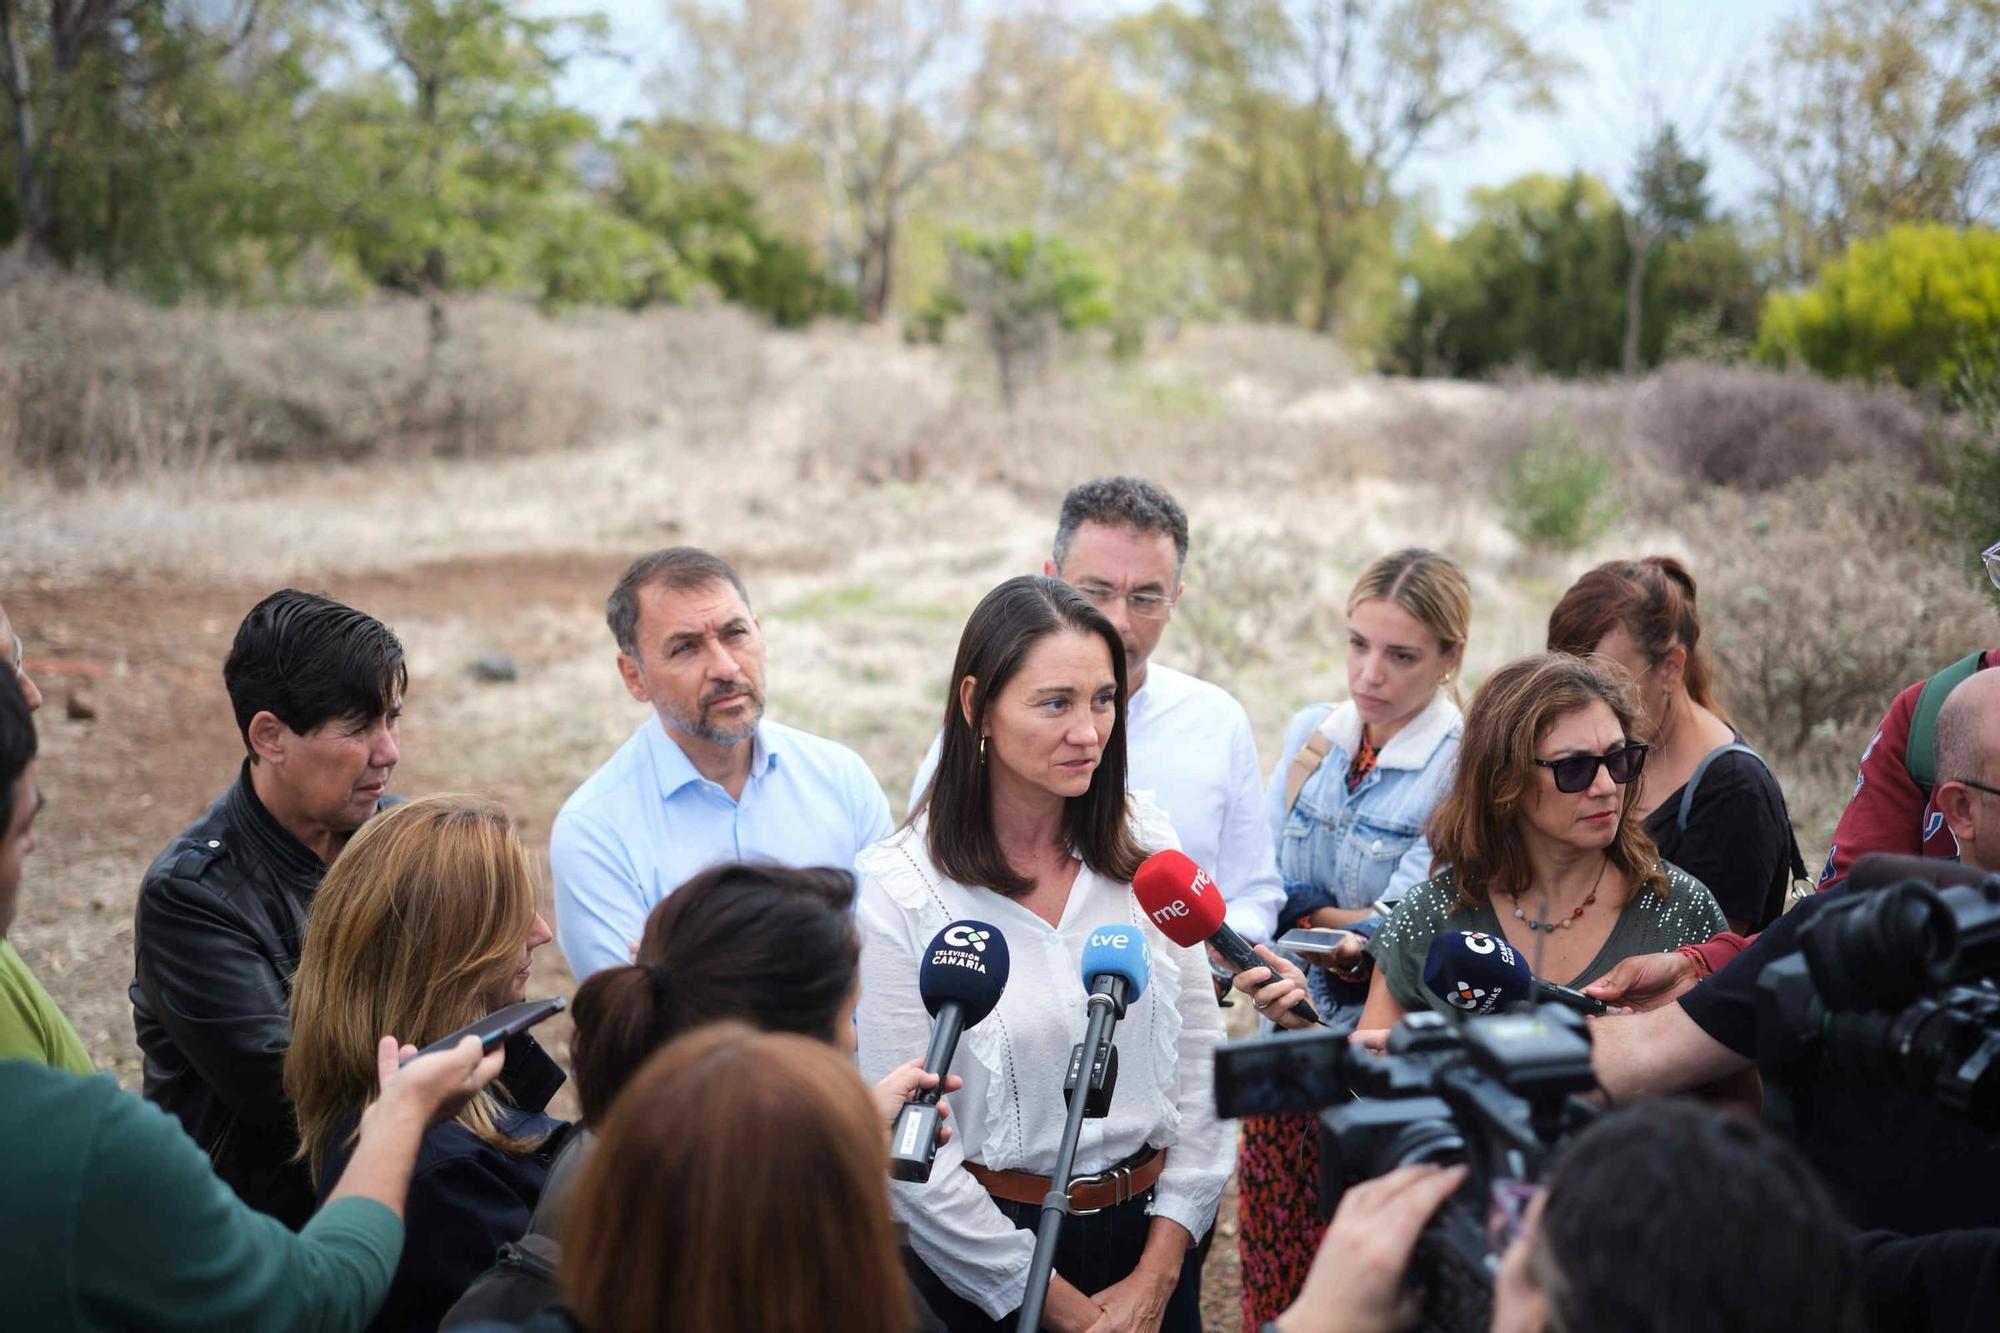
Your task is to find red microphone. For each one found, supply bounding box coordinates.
[1132,850,1324,1026]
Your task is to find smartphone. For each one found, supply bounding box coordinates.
[401,996,567,1065]
[1278,927,1363,966]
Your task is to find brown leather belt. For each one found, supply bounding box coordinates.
[964,1148,1166,1216]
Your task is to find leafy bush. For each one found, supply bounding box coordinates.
[1640,362,1934,494]
[1755,225,2000,388]
[1500,417,1621,550]
[0,264,661,483]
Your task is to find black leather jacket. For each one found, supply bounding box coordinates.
[130,763,393,1228]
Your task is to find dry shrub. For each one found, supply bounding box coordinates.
[0,263,669,484]
[1640,362,1935,494]
[1692,464,1994,851]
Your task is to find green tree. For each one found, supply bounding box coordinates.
[943,228,1111,408]
[1730,0,2000,284]
[1398,173,1630,377]
[611,120,856,325]
[1621,122,1711,374]
[305,0,609,351]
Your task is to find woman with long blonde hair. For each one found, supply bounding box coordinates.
[288,795,563,1333]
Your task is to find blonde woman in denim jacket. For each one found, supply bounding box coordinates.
[1236,549,1471,1333]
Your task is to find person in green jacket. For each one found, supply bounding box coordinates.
[0,660,507,1331]
[0,597,91,1072]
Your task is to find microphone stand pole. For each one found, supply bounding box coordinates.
[1016,979,1127,1333]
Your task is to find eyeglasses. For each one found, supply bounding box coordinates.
[1983,539,2000,593]
[1954,776,2000,800]
[1533,742,1649,794]
[1072,583,1177,621]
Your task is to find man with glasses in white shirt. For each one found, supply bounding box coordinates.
[909,476,1285,944]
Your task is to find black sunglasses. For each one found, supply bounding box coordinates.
[1534,742,1649,794]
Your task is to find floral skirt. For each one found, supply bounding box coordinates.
[1236,1110,1326,1331]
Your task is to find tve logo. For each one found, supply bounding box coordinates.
[1088,929,1132,951]
[943,924,991,953]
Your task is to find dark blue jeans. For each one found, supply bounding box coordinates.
[905,1185,1208,1332]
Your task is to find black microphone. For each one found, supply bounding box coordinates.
[888,920,1010,1182]
[1422,929,1607,1018]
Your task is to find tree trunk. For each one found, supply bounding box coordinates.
[1622,227,1653,376]
[0,0,52,259]
[860,212,896,323]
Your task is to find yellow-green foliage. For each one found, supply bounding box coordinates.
[1755,226,2000,388]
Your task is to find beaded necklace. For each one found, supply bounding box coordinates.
[1505,859,1609,934]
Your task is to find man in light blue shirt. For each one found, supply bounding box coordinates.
[909,477,1285,942]
[552,548,893,978]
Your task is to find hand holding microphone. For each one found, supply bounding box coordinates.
[1133,849,1325,1026]
[889,920,1010,1183]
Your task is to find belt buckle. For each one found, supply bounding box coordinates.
[1065,1163,1131,1217]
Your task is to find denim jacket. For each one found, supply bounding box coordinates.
[1263,693,1463,1025]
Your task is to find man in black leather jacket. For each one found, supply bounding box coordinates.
[131,589,407,1228]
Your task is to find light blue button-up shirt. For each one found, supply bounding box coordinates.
[551,717,893,979]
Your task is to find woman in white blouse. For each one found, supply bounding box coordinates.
[857,575,1231,1333]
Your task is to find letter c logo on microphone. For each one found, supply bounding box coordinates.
[1463,932,1497,955]
[943,924,990,953]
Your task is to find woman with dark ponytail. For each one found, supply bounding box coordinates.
[441,862,952,1330]
[1548,557,1804,932]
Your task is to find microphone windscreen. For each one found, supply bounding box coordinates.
[1131,849,1227,948]
[1081,924,1151,1003]
[1845,852,1991,895]
[1422,930,1532,1017]
[918,920,1010,1026]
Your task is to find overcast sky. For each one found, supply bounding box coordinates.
[526,0,1799,229]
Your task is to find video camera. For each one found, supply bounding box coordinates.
[1757,855,2000,1127]
[1215,1006,1598,1333]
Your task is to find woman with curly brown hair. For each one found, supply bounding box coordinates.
[1355,652,1726,1029]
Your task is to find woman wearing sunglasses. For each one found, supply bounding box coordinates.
[1351,653,1726,1030]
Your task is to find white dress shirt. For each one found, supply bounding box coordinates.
[908,661,1287,943]
[854,794,1232,1319]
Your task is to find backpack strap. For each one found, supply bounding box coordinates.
[1285,729,1337,814]
[1679,742,1810,885]
[1906,650,1986,794]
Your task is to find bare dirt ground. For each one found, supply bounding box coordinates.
[4,317,1698,1329]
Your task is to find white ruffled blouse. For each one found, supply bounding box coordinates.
[853,794,1232,1319]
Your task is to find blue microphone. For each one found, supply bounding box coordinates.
[890,921,1010,1182]
[1018,923,1153,1333]
[1081,924,1151,1014]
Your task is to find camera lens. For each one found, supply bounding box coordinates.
[1803,882,1957,1010]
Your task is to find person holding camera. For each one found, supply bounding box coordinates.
[1350,653,1725,1031]
[1237,548,1471,1331]
[1264,1100,1869,1333]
